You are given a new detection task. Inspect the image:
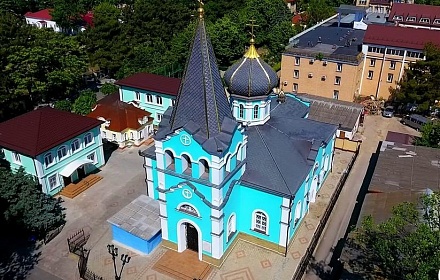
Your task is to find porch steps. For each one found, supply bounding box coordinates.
[60,174,103,199]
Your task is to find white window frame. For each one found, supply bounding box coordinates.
[172,99,176,106]
[420,18,430,24]
[406,16,416,22]
[135,91,141,101]
[239,104,244,118]
[57,146,68,160]
[393,15,403,21]
[178,203,199,217]
[112,133,117,141]
[227,213,237,241]
[84,132,94,147]
[294,70,299,79]
[12,151,21,164]
[390,61,396,70]
[295,57,300,66]
[336,63,342,72]
[157,113,162,122]
[333,90,339,100]
[156,95,163,105]
[370,59,376,67]
[252,209,269,234]
[71,139,81,153]
[387,73,394,83]
[434,19,440,24]
[146,94,153,103]
[293,83,298,92]
[87,152,97,164]
[48,174,58,190]
[253,105,259,119]
[44,152,54,167]
[367,70,374,80]
[334,76,341,85]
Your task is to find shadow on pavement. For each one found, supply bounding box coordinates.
[103,141,119,163]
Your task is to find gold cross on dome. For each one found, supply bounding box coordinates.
[246,19,259,40]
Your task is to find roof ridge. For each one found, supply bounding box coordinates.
[35,110,44,155]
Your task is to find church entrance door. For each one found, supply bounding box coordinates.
[185,223,198,252]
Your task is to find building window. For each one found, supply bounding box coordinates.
[336,63,342,72]
[253,105,259,119]
[12,152,21,164]
[48,174,58,190]
[295,57,300,66]
[102,131,107,139]
[334,76,341,85]
[57,146,67,159]
[294,70,299,79]
[179,204,199,217]
[386,49,404,56]
[44,153,54,167]
[199,159,209,179]
[390,61,396,70]
[84,133,93,146]
[239,104,244,118]
[182,154,192,173]
[112,134,117,141]
[333,90,339,100]
[359,0,367,4]
[393,15,403,21]
[227,214,237,241]
[370,59,376,67]
[135,91,140,101]
[146,94,153,103]
[87,152,97,164]
[172,99,176,106]
[156,96,162,105]
[253,210,268,234]
[71,139,81,153]
[420,18,430,24]
[293,83,298,92]
[157,113,162,122]
[434,19,440,24]
[367,70,374,79]
[387,73,394,83]
[407,51,423,58]
[406,16,416,22]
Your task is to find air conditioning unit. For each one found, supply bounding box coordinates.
[321,75,326,81]
[308,73,313,78]
[309,59,315,64]
[323,61,328,66]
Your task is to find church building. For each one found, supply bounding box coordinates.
[139,6,337,266]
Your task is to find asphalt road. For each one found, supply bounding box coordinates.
[304,115,420,279]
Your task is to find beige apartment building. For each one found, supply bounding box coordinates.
[280,16,366,102]
[360,24,440,100]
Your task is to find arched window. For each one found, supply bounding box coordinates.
[225,154,232,172]
[227,213,237,240]
[165,150,175,170]
[236,143,243,161]
[199,159,209,179]
[146,94,153,103]
[130,132,134,140]
[156,95,163,105]
[253,105,259,119]
[253,210,268,234]
[84,132,93,146]
[57,146,67,160]
[239,104,244,118]
[71,139,81,153]
[178,204,198,217]
[182,154,192,174]
[44,152,54,167]
[294,201,302,226]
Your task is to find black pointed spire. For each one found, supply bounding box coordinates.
[169,6,233,139]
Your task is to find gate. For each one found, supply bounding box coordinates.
[67,229,90,256]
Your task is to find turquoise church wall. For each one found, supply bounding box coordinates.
[120,86,175,126]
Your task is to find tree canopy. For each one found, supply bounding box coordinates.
[346,192,440,279]
[415,121,440,148]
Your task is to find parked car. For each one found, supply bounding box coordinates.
[382,106,394,118]
[401,114,429,131]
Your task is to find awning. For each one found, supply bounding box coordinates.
[59,159,93,177]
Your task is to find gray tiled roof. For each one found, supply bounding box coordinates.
[107,195,160,241]
[241,96,337,196]
[169,18,234,139]
[297,93,363,131]
[224,56,278,97]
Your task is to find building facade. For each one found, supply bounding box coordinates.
[0,108,105,196]
[139,7,337,267]
[88,93,154,148]
[24,9,93,33]
[116,73,180,126]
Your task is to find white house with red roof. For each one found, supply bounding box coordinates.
[116,72,181,126]
[25,9,93,33]
[0,107,105,196]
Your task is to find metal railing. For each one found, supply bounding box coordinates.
[292,145,360,280]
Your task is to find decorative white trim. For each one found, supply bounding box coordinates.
[160,216,169,240]
[251,209,269,234]
[177,219,203,261]
[279,222,288,246]
[227,213,237,239]
[211,233,223,259]
[211,188,222,207]
[177,202,200,217]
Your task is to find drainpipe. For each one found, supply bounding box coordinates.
[284,196,293,257]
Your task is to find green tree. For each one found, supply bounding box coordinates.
[306,0,335,26]
[0,167,65,236]
[73,89,96,115]
[348,193,440,279]
[100,83,118,95]
[391,43,440,110]
[51,0,85,32]
[415,121,440,148]
[53,99,72,111]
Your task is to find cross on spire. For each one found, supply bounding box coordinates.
[246,19,259,42]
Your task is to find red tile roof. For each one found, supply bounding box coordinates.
[364,24,440,50]
[25,9,53,21]
[389,3,440,26]
[87,93,152,132]
[0,107,102,157]
[115,73,181,97]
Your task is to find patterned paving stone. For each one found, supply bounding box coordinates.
[260,259,271,269]
[306,223,314,230]
[220,267,254,280]
[104,257,113,265]
[236,250,246,258]
[146,275,157,280]
[299,237,308,244]
[127,266,137,274]
[291,251,301,259]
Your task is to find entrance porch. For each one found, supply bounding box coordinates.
[59,174,102,199]
[58,159,102,198]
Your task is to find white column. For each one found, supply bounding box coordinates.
[279,197,291,246]
[211,208,224,259]
[159,198,168,240]
[145,157,154,198]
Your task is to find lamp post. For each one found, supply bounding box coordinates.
[107,244,131,280]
